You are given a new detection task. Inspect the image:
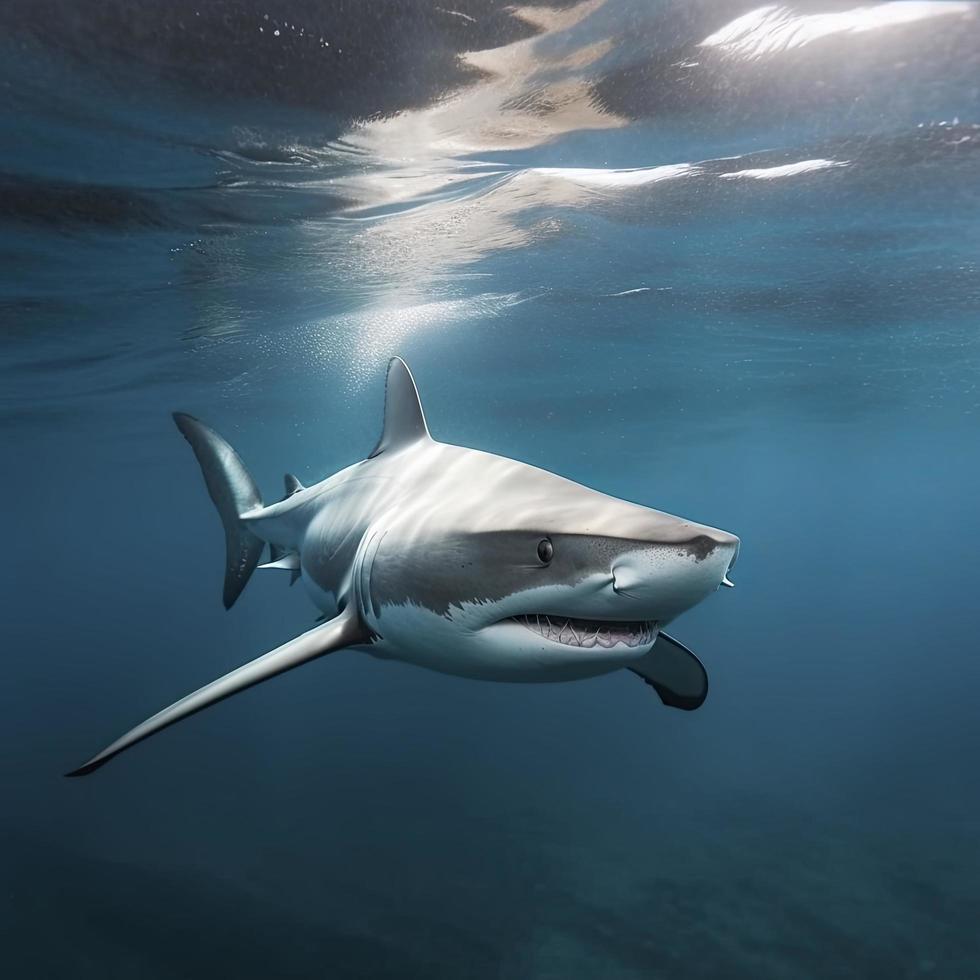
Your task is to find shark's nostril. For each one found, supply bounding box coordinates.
[612,567,642,596]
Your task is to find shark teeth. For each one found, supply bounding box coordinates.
[512,615,657,649]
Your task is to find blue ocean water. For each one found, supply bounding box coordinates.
[3,2,980,976]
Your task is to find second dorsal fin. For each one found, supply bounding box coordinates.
[368,356,431,458]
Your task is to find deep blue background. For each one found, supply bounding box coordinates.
[2,2,979,977]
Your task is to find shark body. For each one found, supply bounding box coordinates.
[68,358,739,776]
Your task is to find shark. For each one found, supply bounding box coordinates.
[67,357,739,776]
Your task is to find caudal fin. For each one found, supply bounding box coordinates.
[173,412,264,609]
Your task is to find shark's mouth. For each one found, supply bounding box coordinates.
[511,614,657,649]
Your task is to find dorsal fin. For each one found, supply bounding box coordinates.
[283,473,304,497]
[368,356,431,458]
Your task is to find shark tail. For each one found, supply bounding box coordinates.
[173,412,265,610]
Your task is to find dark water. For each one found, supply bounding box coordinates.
[3,2,980,977]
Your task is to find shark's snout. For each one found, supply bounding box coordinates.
[706,528,740,575]
[722,532,740,585]
[610,526,740,621]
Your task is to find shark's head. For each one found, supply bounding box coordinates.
[362,445,739,679]
[357,359,738,680]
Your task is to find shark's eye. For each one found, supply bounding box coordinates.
[536,538,554,564]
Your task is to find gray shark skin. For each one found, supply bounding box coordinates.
[67,358,739,776]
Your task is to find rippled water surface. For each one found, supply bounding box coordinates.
[3,2,980,977]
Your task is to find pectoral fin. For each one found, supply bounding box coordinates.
[629,632,708,711]
[66,608,368,777]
